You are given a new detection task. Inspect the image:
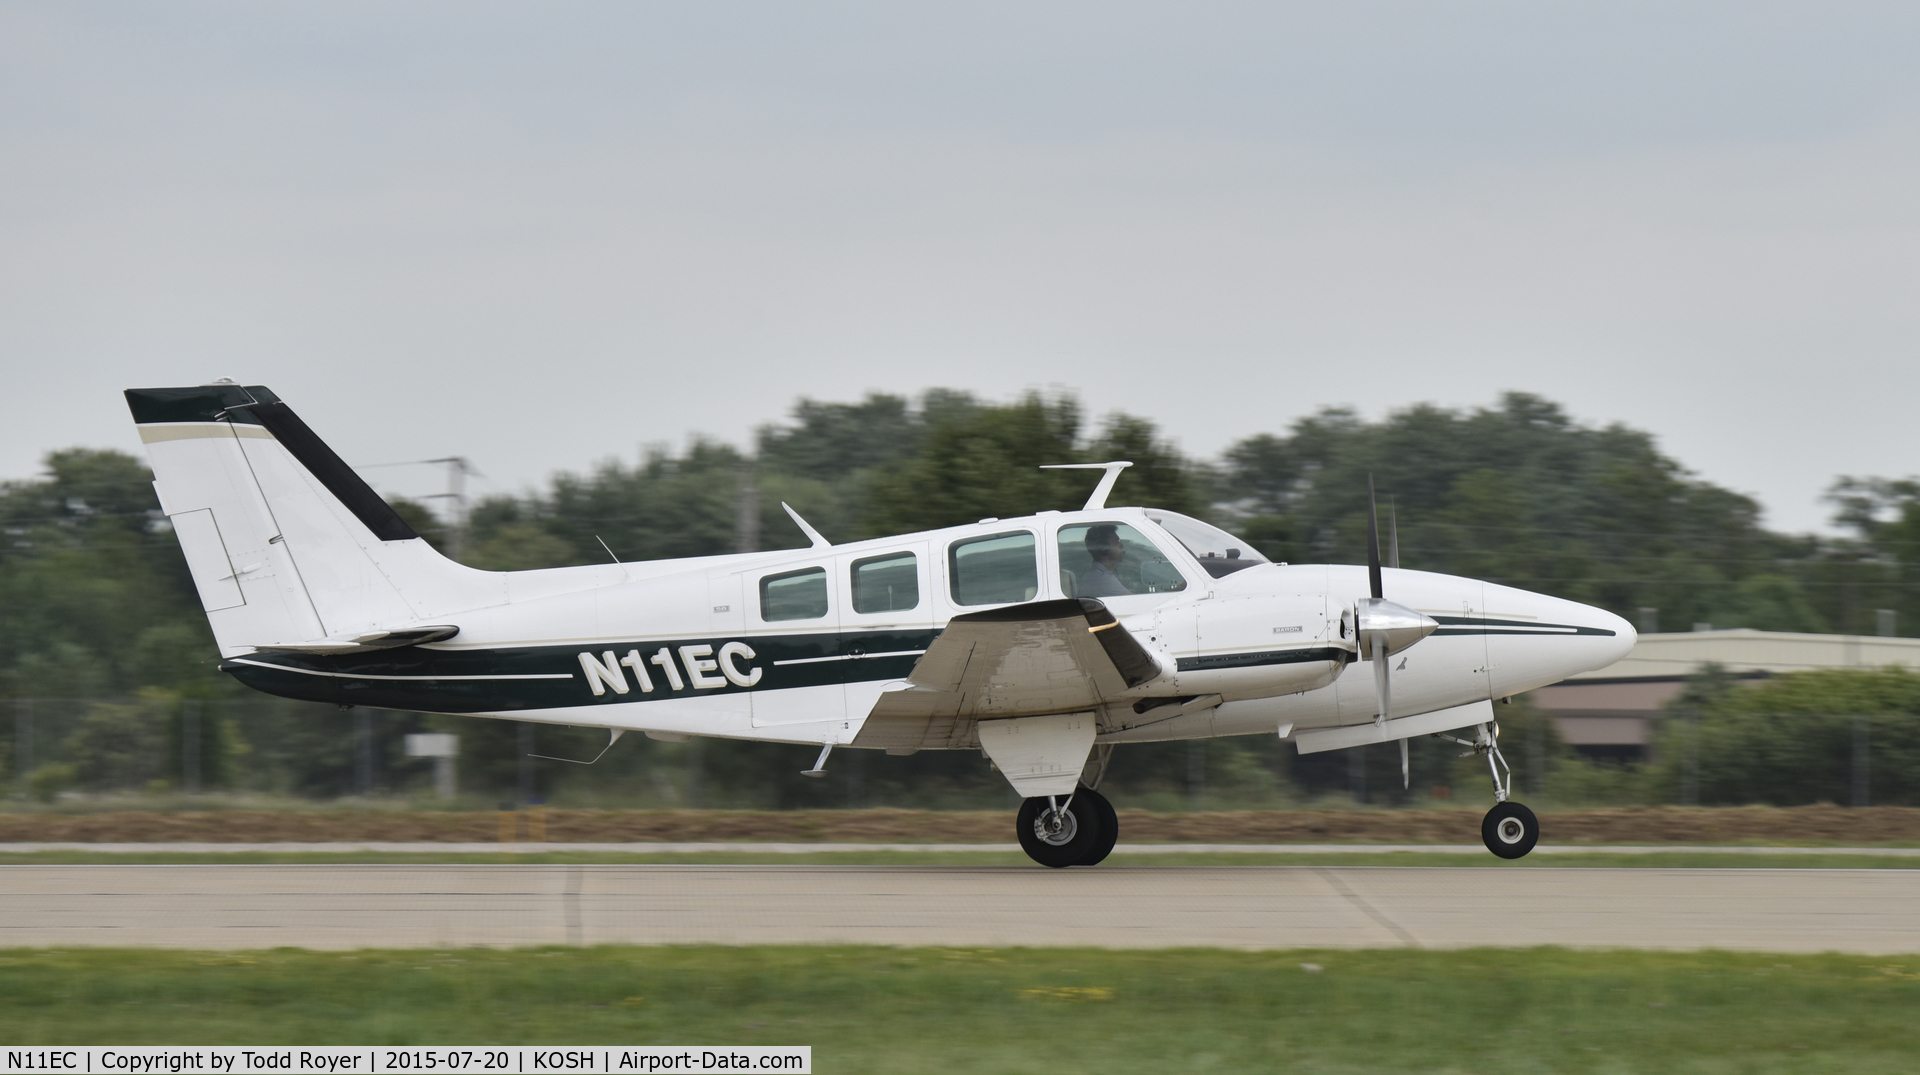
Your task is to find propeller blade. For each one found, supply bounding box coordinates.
[1359,477,1429,729]
[1389,497,1399,571]
[1373,641,1391,727]
[1400,738,1409,790]
[1365,474,1383,600]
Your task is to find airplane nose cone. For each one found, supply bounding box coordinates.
[1594,607,1638,666]
[1482,586,1638,696]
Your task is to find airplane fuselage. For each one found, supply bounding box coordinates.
[224,506,1633,751]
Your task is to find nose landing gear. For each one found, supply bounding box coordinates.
[1438,720,1540,859]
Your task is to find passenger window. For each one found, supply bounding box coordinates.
[760,567,828,621]
[1058,522,1187,598]
[851,552,919,614]
[949,531,1038,606]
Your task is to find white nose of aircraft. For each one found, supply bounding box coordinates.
[1479,582,1637,698]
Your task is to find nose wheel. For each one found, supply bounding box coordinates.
[1482,801,1539,859]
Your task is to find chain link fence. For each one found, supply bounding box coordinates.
[12,693,1915,810]
[6,695,460,802]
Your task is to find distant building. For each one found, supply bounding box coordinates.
[1528,630,1920,761]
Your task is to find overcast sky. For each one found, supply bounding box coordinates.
[4,2,1917,532]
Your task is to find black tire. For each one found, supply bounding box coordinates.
[1016,794,1102,868]
[1482,801,1539,859]
[1076,787,1119,866]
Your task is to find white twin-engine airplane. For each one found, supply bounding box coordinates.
[128,383,1634,865]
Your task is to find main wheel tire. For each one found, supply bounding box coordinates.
[1016,794,1102,868]
[1482,801,1540,859]
[1076,788,1119,866]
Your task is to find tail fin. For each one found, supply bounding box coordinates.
[127,383,501,656]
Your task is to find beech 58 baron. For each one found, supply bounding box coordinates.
[127,383,1634,865]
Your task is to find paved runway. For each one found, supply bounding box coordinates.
[5,842,1920,855]
[4,864,1919,952]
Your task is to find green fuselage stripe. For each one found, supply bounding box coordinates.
[1429,615,1616,637]
[222,629,938,714]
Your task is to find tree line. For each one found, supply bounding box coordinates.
[460,389,1906,637]
[4,390,1918,806]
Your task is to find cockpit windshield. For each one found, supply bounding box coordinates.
[1146,510,1270,579]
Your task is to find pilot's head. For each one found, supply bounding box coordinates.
[1085,525,1124,567]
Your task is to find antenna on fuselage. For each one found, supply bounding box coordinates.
[529,728,626,765]
[1040,461,1134,510]
[781,502,831,549]
[596,535,633,581]
[591,533,637,583]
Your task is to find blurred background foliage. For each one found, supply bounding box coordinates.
[5,389,1920,808]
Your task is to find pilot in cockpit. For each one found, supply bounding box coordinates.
[1076,524,1132,598]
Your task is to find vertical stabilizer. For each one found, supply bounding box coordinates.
[126,384,503,656]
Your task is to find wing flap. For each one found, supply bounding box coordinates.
[854,598,1161,753]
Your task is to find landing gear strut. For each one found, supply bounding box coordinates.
[1016,787,1117,868]
[1438,720,1540,859]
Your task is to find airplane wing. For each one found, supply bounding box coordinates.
[852,598,1159,754]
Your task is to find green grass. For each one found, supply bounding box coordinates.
[2,946,1916,1072]
[2,848,1920,868]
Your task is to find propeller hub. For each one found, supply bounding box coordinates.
[1355,597,1437,660]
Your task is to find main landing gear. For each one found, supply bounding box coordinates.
[1016,787,1118,868]
[1438,720,1540,859]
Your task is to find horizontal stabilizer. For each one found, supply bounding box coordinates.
[250,626,460,655]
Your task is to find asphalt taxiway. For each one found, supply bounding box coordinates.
[2,863,1917,952]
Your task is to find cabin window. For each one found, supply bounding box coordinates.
[851,552,919,614]
[1057,522,1187,598]
[949,531,1038,606]
[760,567,829,621]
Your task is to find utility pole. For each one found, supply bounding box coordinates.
[735,463,760,555]
[846,748,864,809]
[1843,556,1861,666]
[354,707,374,797]
[1680,706,1698,807]
[686,738,703,808]
[518,722,535,807]
[1853,714,1871,808]
[14,698,30,788]
[423,457,482,561]
[354,456,484,561]
[1528,709,1545,799]
[181,699,201,795]
[1187,739,1205,808]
